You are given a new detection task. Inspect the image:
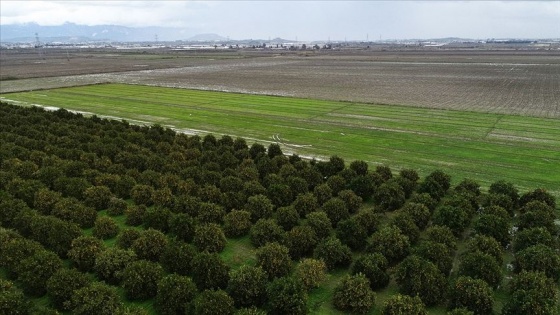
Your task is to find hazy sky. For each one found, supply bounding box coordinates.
[1,1,559,40]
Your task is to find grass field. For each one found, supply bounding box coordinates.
[2,83,559,199]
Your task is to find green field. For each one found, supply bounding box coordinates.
[2,83,559,198]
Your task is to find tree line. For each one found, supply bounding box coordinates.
[0,102,558,315]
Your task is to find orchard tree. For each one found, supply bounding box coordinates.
[116,228,142,249]
[245,194,274,222]
[351,253,390,290]
[425,225,457,250]
[374,181,406,211]
[125,205,146,226]
[501,271,559,315]
[333,273,375,315]
[275,206,300,231]
[458,251,502,288]
[401,203,431,230]
[159,240,197,276]
[155,274,197,315]
[227,265,268,307]
[391,213,421,244]
[519,188,556,209]
[193,223,227,253]
[314,183,333,206]
[381,294,427,315]
[191,251,230,290]
[122,260,165,300]
[0,279,30,315]
[305,211,332,240]
[336,217,368,250]
[93,216,119,240]
[432,205,469,237]
[130,184,154,206]
[349,160,368,175]
[94,247,137,284]
[293,192,318,216]
[250,218,285,248]
[449,276,494,315]
[224,210,252,237]
[83,185,113,210]
[69,282,123,315]
[394,255,447,306]
[489,180,519,206]
[283,225,318,259]
[197,202,226,225]
[68,236,105,272]
[513,227,555,253]
[107,197,128,216]
[322,197,349,227]
[46,268,91,310]
[131,228,168,261]
[413,241,454,275]
[168,213,195,242]
[193,289,235,315]
[267,277,307,315]
[16,250,63,296]
[465,235,503,265]
[294,258,327,291]
[144,206,171,232]
[472,214,511,247]
[338,189,363,214]
[354,207,380,235]
[514,244,560,281]
[314,236,352,270]
[366,226,410,265]
[256,242,292,279]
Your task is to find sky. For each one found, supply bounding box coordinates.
[1,0,559,40]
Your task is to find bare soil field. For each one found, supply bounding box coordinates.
[1,48,559,117]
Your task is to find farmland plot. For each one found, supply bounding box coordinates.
[2,83,559,198]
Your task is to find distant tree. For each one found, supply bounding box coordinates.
[314,183,333,206]
[489,180,519,206]
[514,244,560,281]
[314,236,352,270]
[34,188,62,215]
[130,184,154,206]
[106,197,128,216]
[481,193,514,216]
[366,226,410,265]
[294,258,327,291]
[501,271,559,315]
[267,143,283,158]
[458,251,502,288]
[417,175,447,200]
[131,228,168,261]
[256,242,292,279]
[333,273,376,315]
[351,253,390,290]
[454,178,481,196]
[159,239,196,276]
[68,236,105,272]
[338,189,362,214]
[93,216,119,240]
[391,212,421,244]
[482,205,509,220]
[94,247,137,285]
[381,294,427,315]
[15,250,63,296]
[197,202,226,225]
[250,218,285,248]
[155,274,197,315]
[326,175,346,195]
[449,276,494,315]
[409,193,438,213]
[46,268,91,311]
[122,260,164,300]
[394,255,447,306]
[354,207,380,234]
[194,223,227,253]
[267,277,307,315]
[125,205,146,226]
[227,265,268,307]
[52,197,97,228]
[191,252,230,290]
[224,210,252,237]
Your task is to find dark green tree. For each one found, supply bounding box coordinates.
[116,228,141,249]
[314,236,352,270]
[275,206,300,231]
[250,218,285,248]
[292,193,318,216]
[159,239,196,276]
[83,185,113,210]
[333,273,376,315]
[193,289,235,315]
[122,260,165,300]
[267,277,307,315]
[381,294,427,315]
[458,251,502,288]
[401,203,431,230]
[245,194,274,222]
[194,223,227,253]
[351,253,390,290]
[0,279,30,315]
[449,276,493,315]
[394,255,447,306]
[256,242,292,279]
[432,205,469,237]
[336,217,368,250]
[374,181,406,211]
[68,236,105,272]
[94,247,137,284]
[191,251,230,290]
[131,228,168,261]
[472,214,511,247]
[224,210,252,237]
[283,225,318,259]
[513,227,555,253]
[155,274,197,315]
[69,282,122,315]
[227,265,268,307]
[46,268,91,310]
[366,226,410,265]
[501,271,559,315]
[425,225,458,250]
[514,244,560,281]
[144,206,171,232]
[92,216,119,240]
[168,213,195,242]
[322,197,349,227]
[15,250,63,296]
[465,235,503,265]
[294,258,327,291]
[305,211,332,240]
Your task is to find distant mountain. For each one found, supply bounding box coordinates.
[0,22,197,43]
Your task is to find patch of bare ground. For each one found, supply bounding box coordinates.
[1,48,559,118]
